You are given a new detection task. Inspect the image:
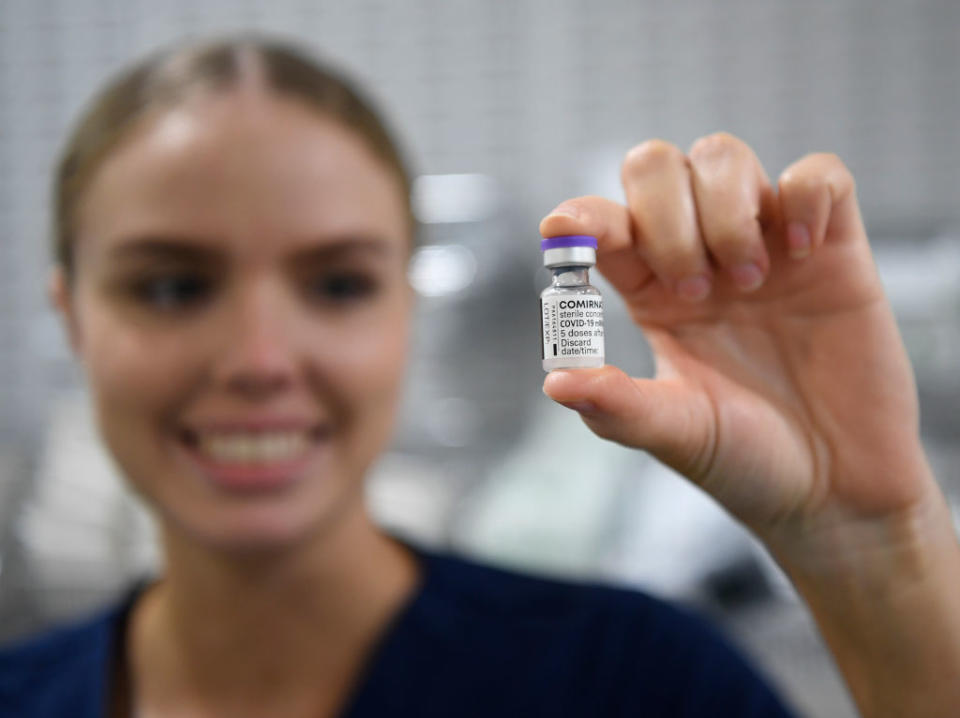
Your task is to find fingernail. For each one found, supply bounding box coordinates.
[787,222,811,259]
[560,400,597,414]
[675,274,712,302]
[730,262,765,291]
[547,203,580,219]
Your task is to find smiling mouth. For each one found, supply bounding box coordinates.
[177,426,331,490]
[183,428,323,462]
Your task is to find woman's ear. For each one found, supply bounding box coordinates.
[48,266,83,355]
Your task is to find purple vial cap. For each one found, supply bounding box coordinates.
[540,235,598,251]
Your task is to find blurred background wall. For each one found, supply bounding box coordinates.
[1,1,958,716]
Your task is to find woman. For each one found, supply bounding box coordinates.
[2,35,958,717]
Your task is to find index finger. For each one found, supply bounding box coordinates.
[539,195,654,299]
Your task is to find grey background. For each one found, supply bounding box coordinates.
[2,2,959,717]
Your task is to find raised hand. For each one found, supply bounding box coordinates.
[539,132,960,717]
[540,133,933,545]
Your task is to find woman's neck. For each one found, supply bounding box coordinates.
[126,502,420,718]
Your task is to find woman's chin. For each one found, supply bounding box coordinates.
[150,476,363,561]
[168,505,344,559]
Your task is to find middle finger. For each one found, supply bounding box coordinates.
[620,139,714,303]
[688,132,776,293]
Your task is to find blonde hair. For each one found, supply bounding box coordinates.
[53,36,413,276]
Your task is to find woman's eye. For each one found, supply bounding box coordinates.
[132,275,212,310]
[309,273,378,303]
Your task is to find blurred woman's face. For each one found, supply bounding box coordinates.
[59,90,412,553]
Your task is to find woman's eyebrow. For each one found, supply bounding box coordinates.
[108,237,224,263]
[289,236,397,263]
[106,235,396,263]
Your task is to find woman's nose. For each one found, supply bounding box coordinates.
[212,284,301,399]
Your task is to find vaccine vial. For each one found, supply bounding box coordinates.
[540,235,605,371]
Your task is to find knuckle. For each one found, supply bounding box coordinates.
[621,139,684,182]
[821,154,856,198]
[779,152,856,200]
[688,131,747,162]
[809,151,847,172]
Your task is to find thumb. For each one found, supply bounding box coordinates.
[542,365,714,479]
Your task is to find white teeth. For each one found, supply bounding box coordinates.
[198,432,311,464]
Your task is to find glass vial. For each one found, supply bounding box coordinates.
[540,235,605,371]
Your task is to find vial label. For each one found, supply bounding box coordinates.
[540,295,604,362]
